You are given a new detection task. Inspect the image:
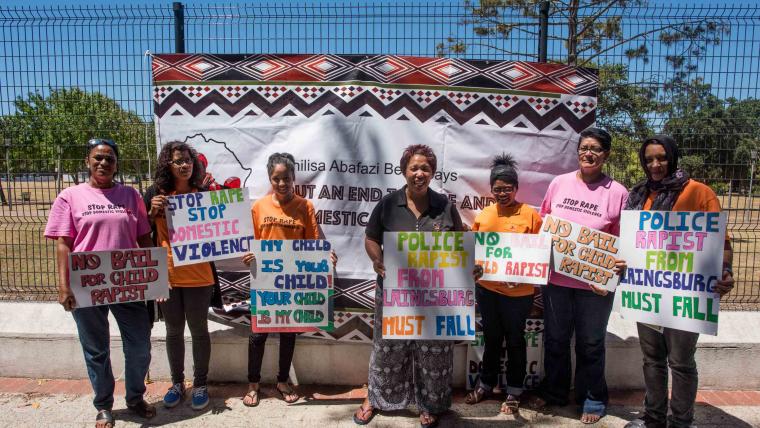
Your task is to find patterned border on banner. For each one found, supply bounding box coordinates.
[153,54,597,132]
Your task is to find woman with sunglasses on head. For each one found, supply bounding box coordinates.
[532,128,628,424]
[240,152,337,407]
[143,141,214,411]
[466,154,543,416]
[623,136,734,428]
[44,139,155,428]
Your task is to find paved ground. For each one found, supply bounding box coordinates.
[1,378,759,427]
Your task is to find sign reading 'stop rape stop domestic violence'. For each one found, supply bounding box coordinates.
[382,231,475,341]
[616,210,727,335]
[165,188,255,266]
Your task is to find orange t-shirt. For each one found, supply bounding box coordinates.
[154,190,215,287]
[251,194,320,240]
[643,179,720,212]
[471,202,543,297]
[643,179,729,241]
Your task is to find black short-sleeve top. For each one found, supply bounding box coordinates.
[365,186,465,246]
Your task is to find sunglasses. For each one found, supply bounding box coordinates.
[87,138,119,156]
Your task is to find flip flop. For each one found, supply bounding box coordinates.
[276,384,299,404]
[352,401,377,425]
[242,387,260,407]
[95,409,114,428]
[465,386,489,405]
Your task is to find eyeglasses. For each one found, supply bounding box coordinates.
[170,159,193,166]
[87,138,119,157]
[492,186,516,194]
[578,146,606,155]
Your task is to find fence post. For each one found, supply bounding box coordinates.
[173,2,185,54]
[4,138,12,210]
[538,1,550,62]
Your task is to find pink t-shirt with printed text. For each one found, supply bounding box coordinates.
[539,171,629,290]
[44,183,151,252]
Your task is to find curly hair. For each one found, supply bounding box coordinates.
[490,152,519,187]
[153,141,205,193]
[400,144,437,174]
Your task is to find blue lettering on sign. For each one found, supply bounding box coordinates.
[261,259,284,272]
[261,240,283,252]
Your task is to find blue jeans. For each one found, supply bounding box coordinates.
[539,284,613,415]
[72,302,152,411]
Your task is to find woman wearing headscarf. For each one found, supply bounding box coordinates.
[353,144,465,428]
[623,136,734,428]
[45,139,155,428]
[533,127,628,424]
[466,154,543,416]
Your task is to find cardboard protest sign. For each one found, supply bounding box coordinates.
[382,231,475,340]
[250,239,333,333]
[165,188,255,266]
[474,232,551,285]
[68,248,169,308]
[540,215,621,291]
[616,210,727,335]
[466,318,544,391]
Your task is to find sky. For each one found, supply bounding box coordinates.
[1,0,758,122]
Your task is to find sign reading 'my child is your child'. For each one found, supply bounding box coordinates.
[165,188,255,266]
[69,248,169,308]
[617,211,727,335]
[250,239,333,332]
[382,231,475,340]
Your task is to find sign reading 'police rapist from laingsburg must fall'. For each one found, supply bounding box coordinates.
[382,231,475,340]
[540,215,621,291]
[69,247,170,308]
[165,188,255,266]
[616,211,727,335]
[250,239,334,333]
[474,232,551,285]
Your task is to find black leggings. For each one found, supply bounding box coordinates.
[248,333,297,383]
[159,285,213,386]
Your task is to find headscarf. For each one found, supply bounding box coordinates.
[625,135,690,210]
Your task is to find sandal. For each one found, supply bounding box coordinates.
[352,399,377,425]
[126,399,156,419]
[581,413,603,424]
[420,411,439,428]
[242,385,260,407]
[95,409,114,428]
[500,394,520,415]
[464,386,489,405]
[276,383,299,404]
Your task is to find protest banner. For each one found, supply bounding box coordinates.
[466,318,544,391]
[68,247,169,308]
[474,232,551,285]
[382,231,475,340]
[616,210,727,335]
[154,54,599,339]
[540,215,621,291]
[250,239,334,333]
[165,188,255,266]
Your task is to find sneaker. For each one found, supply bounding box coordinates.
[191,385,210,410]
[163,382,185,408]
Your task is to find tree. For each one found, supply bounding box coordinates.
[1,87,154,184]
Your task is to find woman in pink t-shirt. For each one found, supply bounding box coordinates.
[44,139,155,428]
[532,128,628,424]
